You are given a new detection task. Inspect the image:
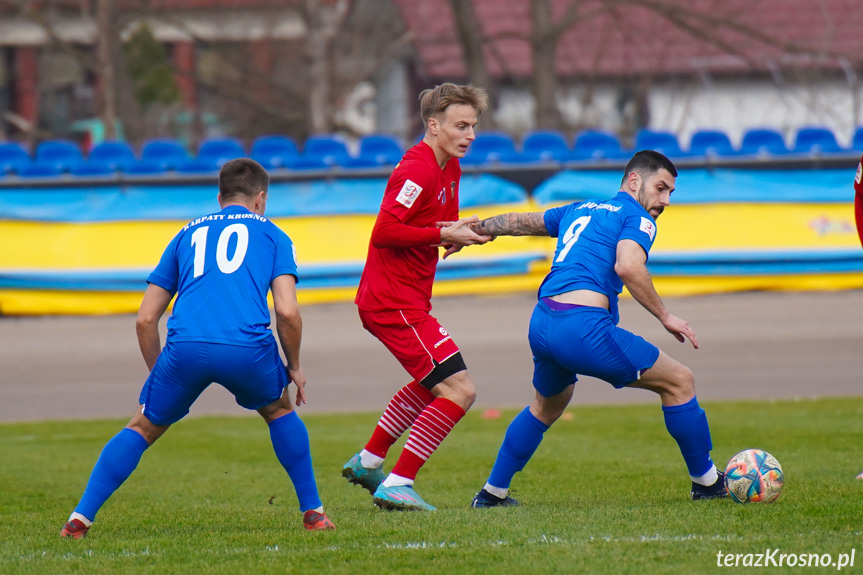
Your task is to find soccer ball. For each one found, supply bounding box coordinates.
[724,449,784,503]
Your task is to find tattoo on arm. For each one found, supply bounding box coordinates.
[472,212,549,236]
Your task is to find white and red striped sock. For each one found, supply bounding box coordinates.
[364,381,434,459]
[390,397,465,480]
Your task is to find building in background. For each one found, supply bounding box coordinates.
[0,0,862,150]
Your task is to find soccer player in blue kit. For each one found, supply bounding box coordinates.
[468,150,728,507]
[60,158,335,538]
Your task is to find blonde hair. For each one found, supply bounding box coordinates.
[419,83,489,125]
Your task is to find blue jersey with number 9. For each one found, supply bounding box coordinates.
[539,191,656,324]
[147,204,298,346]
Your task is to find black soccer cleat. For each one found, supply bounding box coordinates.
[690,471,729,500]
[471,488,521,508]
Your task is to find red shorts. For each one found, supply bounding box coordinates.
[358,308,461,383]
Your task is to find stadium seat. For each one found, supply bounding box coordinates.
[459,132,518,165]
[15,161,63,178]
[634,129,687,158]
[71,161,117,176]
[141,139,190,170]
[174,158,221,173]
[197,138,246,167]
[739,128,789,157]
[250,135,300,169]
[35,140,84,172]
[87,141,137,171]
[123,160,168,175]
[688,130,738,157]
[572,130,629,160]
[792,127,844,155]
[852,127,863,151]
[290,135,351,169]
[342,134,404,167]
[519,130,572,162]
[0,142,32,174]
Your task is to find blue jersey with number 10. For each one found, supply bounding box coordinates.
[147,204,298,346]
[539,191,657,324]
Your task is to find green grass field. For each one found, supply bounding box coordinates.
[3,397,862,574]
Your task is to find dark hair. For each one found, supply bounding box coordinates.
[219,158,269,202]
[419,83,489,125]
[621,150,678,187]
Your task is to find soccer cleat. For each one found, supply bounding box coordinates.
[341,452,385,495]
[857,470,863,480]
[471,488,520,508]
[60,519,90,539]
[690,471,730,500]
[302,510,335,531]
[373,484,437,511]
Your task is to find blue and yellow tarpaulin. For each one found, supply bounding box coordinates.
[2,168,861,315]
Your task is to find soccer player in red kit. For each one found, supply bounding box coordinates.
[342,83,493,510]
[855,155,863,482]
[855,155,863,250]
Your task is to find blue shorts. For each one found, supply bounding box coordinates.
[529,300,660,397]
[139,339,288,426]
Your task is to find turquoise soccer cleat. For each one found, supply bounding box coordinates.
[341,452,385,495]
[373,484,437,511]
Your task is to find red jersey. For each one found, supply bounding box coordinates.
[355,141,461,312]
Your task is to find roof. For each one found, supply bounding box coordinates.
[393,0,863,80]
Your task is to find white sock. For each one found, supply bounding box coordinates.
[359,449,384,469]
[69,512,93,527]
[303,506,324,514]
[483,483,509,499]
[691,464,719,486]
[382,473,413,488]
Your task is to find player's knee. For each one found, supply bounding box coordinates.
[449,370,477,408]
[665,364,695,401]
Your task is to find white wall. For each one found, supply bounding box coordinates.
[479,76,862,149]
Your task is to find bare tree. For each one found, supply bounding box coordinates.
[302,0,350,134]
[447,0,498,130]
[95,0,118,140]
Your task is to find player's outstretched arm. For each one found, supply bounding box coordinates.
[136,283,173,371]
[272,273,308,406]
[615,239,699,349]
[470,212,550,237]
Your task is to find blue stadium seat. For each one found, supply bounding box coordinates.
[792,127,844,155]
[175,158,221,173]
[35,140,84,172]
[0,142,32,174]
[739,129,789,156]
[688,130,738,157]
[15,161,63,178]
[141,139,189,170]
[88,141,137,171]
[123,160,168,175]
[852,127,863,151]
[634,129,687,158]
[250,135,300,169]
[572,130,629,160]
[519,130,572,162]
[342,134,404,167]
[290,135,351,169]
[71,161,116,176]
[460,132,518,165]
[197,138,246,166]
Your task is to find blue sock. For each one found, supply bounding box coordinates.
[268,411,322,512]
[487,407,550,489]
[75,428,150,521]
[662,397,714,477]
